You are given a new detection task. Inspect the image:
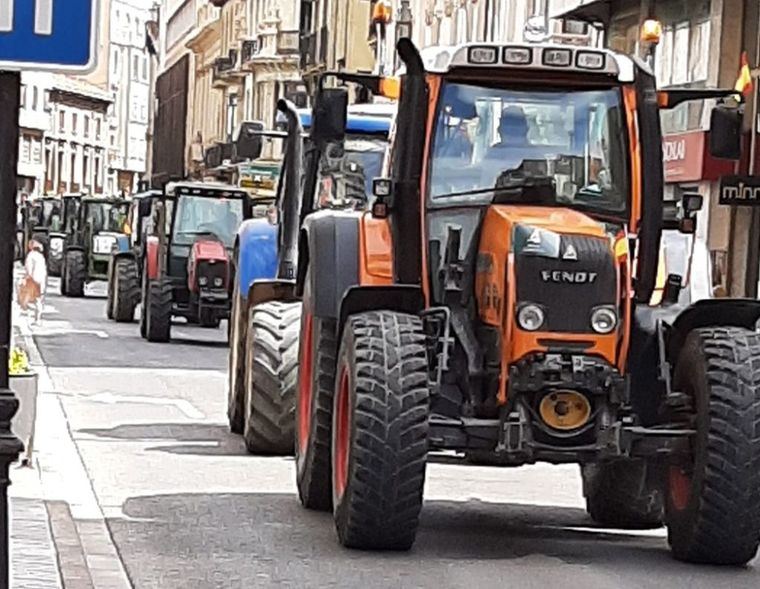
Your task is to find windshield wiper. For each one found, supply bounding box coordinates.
[435,176,556,203]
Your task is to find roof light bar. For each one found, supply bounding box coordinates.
[542,48,572,67]
[467,46,499,65]
[576,51,606,70]
[503,47,532,65]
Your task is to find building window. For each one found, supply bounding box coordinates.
[32,87,38,110]
[133,55,140,81]
[20,85,26,108]
[59,111,65,132]
[656,18,711,87]
[84,115,90,138]
[96,118,101,140]
[112,48,119,75]
[72,113,78,135]
[142,56,148,81]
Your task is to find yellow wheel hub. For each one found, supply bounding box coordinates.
[539,390,591,431]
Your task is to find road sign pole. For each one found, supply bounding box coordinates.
[0,69,24,589]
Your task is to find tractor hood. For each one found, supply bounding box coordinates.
[475,204,621,367]
[187,238,230,293]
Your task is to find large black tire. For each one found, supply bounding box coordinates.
[666,327,760,565]
[113,258,140,323]
[295,268,337,511]
[242,301,301,454]
[199,308,221,328]
[332,311,429,550]
[582,460,663,529]
[227,277,246,434]
[106,261,115,320]
[145,278,172,343]
[62,250,85,298]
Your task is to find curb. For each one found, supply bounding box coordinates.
[13,305,132,589]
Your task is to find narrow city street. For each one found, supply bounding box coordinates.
[19,282,760,588]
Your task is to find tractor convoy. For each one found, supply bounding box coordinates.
[22,38,760,567]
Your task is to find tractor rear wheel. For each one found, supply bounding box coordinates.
[666,327,760,565]
[62,250,85,298]
[332,311,429,550]
[113,258,140,322]
[145,278,172,343]
[242,301,301,454]
[295,266,338,511]
[227,277,246,434]
[582,460,663,529]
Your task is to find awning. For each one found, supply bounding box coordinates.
[552,0,613,26]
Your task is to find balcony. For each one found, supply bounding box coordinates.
[212,49,241,87]
[185,3,221,51]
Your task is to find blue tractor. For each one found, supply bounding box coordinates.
[227,99,394,453]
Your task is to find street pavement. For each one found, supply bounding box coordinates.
[13,279,760,588]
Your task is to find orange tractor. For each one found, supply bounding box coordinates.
[294,40,760,564]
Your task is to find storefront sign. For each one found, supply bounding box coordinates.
[663,131,735,183]
[719,175,760,205]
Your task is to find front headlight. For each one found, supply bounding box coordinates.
[213,277,223,287]
[517,304,545,332]
[590,307,618,334]
[198,276,209,286]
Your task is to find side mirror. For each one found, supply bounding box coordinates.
[234,121,264,162]
[709,105,742,160]
[371,178,392,218]
[311,87,348,145]
[678,192,703,234]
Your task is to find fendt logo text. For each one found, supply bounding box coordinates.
[541,270,598,284]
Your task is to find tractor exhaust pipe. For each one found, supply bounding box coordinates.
[275,98,303,281]
[390,38,426,285]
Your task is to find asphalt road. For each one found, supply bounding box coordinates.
[32,282,760,589]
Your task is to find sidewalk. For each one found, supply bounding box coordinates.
[9,288,131,589]
[10,299,62,589]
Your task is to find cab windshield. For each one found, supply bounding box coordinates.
[429,82,629,216]
[85,202,130,233]
[173,195,244,247]
[315,135,387,208]
[40,200,63,231]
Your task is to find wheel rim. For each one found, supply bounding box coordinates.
[669,466,692,511]
[333,366,350,500]
[297,313,314,453]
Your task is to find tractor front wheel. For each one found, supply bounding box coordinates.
[113,258,140,322]
[145,278,172,343]
[332,311,429,550]
[666,327,760,565]
[242,301,301,454]
[227,277,246,434]
[582,460,663,529]
[62,250,85,298]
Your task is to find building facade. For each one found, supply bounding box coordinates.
[109,0,155,194]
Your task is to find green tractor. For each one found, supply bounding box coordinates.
[59,195,131,298]
[17,196,66,276]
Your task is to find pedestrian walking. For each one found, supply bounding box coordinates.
[21,239,47,324]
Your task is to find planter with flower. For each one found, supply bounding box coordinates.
[9,346,36,464]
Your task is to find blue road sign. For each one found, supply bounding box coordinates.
[0,0,98,72]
